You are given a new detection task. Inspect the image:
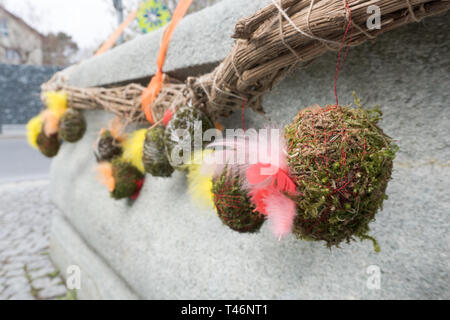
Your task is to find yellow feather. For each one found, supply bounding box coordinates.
[45,91,68,118]
[186,150,215,211]
[26,113,43,149]
[121,129,147,173]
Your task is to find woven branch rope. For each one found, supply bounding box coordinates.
[41,0,450,122]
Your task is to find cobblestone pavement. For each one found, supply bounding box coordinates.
[0,180,70,300]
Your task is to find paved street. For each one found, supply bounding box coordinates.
[0,136,52,183]
[0,180,69,300]
[0,134,70,300]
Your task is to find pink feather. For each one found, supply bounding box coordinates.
[274,169,297,194]
[264,190,296,238]
[205,129,297,238]
[162,109,174,127]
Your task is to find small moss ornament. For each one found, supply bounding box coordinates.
[110,159,144,200]
[142,126,174,177]
[36,129,60,158]
[164,107,215,169]
[285,101,398,250]
[95,130,123,162]
[59,109,86,143]
[212,171,265,233]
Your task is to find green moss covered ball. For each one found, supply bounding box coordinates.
[36,130,60,158]
[111,159,144,200]
[285,104,397,250]
[165,107,214,169]
[142,126,174,177]
[59,109,86,143]
[95,130,122,162]
[212,172,265,233]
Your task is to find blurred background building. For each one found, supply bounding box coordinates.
[0,5,44,65]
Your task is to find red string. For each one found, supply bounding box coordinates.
[130,179,144,200]
[333,0,353,107]
[241,99,247,131]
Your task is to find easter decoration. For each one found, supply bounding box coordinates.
[58,109,86,143]
[142,125,174,177]
[26,91,87,158]
[95,119,146,200]
[34,0,449,251]
[212,169,266,233]
[164,106,215,170]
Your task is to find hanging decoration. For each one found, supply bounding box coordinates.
[136,0,172,34]
[206,127,297,239]
[59,109,86,143]
[31,0,448,251]
[97,159,145,200]
[285,102,397,251]
[212,169,266,233]
[202,97,397,249]
[142,126,174,177]
[96,125,146,200]
[26,91,87,157]
[36,130,61,158]
[164,106,215,170]
[94,118,125,162]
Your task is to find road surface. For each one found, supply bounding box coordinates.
[0,135,70,299]
[0,137,52,183]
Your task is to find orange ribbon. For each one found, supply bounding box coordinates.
[95,10,138,57]
[141,0,193,123]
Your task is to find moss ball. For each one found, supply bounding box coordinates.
[59,109,86,143]
[164,107,215,169]
[212,171,265,233]
[285,104,398,249]
[111,159,144,200]
[36,130,60,158]
[142,126,174,177]
[95,130,122,162]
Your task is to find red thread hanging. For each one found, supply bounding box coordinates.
[241,98,247,131]
[333,0,353,107]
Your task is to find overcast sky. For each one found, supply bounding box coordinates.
[1,0,138,49]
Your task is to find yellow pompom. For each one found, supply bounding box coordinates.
[45,91,68,118]
[26,114,43,149]
[121,128,147,173]
[186,150,215,211]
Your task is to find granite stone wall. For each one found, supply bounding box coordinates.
[0,64,60,125]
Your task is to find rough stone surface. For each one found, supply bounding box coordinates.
[66,0,269,87]
[50,215,139,300]
[0,180,69,300]
[49,11,450,299]
[0,64,60,124]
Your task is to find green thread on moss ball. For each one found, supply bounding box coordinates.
[36,130,60,158]
[285,100,398,251]
[164,107,214,170]
[95,130,123,162]
[143,126,174,177]
[59,109,86,143]
[212,171,265,233]
[110,159,144,200]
